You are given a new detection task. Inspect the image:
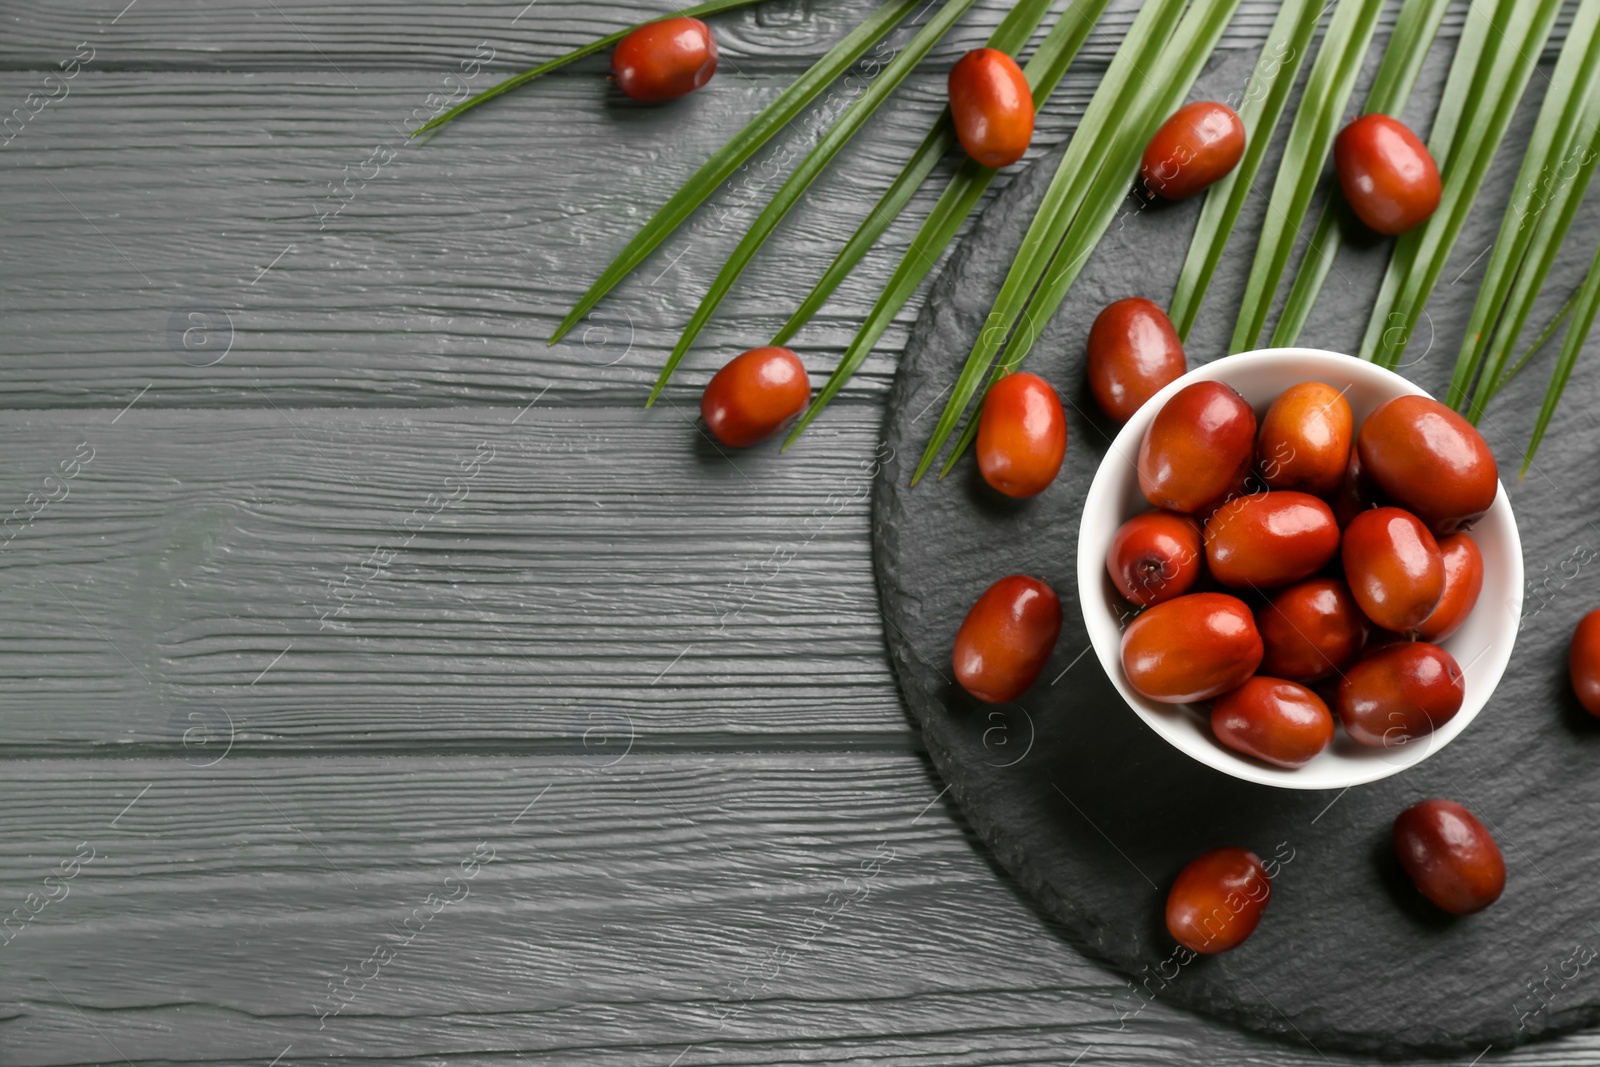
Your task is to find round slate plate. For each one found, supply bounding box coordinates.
[871,48,1600,1057]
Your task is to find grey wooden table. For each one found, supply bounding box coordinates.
[3,1,1598,1064]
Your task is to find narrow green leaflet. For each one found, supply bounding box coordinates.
[1525,237,1600,476]
[906,0,1191,484]
[1229,0,1385,354]
[771,0,1060,347]
[647,0,980,403]
[1270,0,1451,348]
[1501,286,1580,388]
[1458,0,1600,415]
[782,0,1113,447]
[413,0,771,138]
[1369,0,1564,369]
[1169,0,1321,341]
[938,0,1244,476]
[548,0,922,345]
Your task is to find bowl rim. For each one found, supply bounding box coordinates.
[1074,346,1523,790]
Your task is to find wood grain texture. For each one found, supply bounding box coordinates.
[0,406,916,748]
[5,752,1599,1067]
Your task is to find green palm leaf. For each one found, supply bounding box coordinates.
[413,0,773,138]
[771,0,1061,348]
[1169,0,1322,341]
[646,0,981,404]
[782,0,1112,448]
[937,0,1244,477]
[1269,0,1451,348]
[1525,236,1600,477]
[547,0,924,347]
[903,0,1192,485]
[1229,0,1385,354]
[1366,0,1564,369]
[1455,0,1600,416]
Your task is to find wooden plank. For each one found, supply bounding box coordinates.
[5,751,1595,1067]
[0,405,917,749]
[0,69,1094,408]
[0,0,1293,72]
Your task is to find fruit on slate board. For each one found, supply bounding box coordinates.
[952,575,1062,703]
[1337,641,1464,748]
[1141,100,1246,200]
[1341,507,1445,632]
[1392,799,1506,915]
[1358,395,1498,535]
[1334,114,1441,235]
[1211,677,1335,768]
[612,17,719,101]
[1137,381,1256,514]
[1256,577,1368,682]
[1106,510,1204,607]
[1121,592,1263,703]
[1086,297,1187,424]
[975,372,1066,498]
[1166,847,1271,953]
[1255,381,1353,496]
[948,48,1034,168]
[701,346,810,447]
[1204,491,1340,589]
[1570,609,1600,717]
[1417,533,1484,642]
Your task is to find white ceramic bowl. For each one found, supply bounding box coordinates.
[1075,348,1523,790]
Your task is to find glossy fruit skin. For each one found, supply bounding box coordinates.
[1417,533,1484,642]
[1256,381,1353,496]
[1204,492,1339,589]
[1142,101,1246,200]
[1329,449,1386,530]
[1393,799,1506,915]
[1337,641,1464,748]
[1334,114,1441,235]
[953,575,1062,703]
[1121,592,1263,703]
[1358,395,1499,535]
[1138,382,1257,514]
[1211,677,1334,769]
[1569,609,1600,717]
[948,48,1034,168]
[1166,847,1270,954]
[1257,578,1368,681]
[1106,511,1204,607]
[1086,298,1187,424]
[976,373,1067,497]
[612,17,718,102]
[701,347,810,447]
[1341,507,1445,632]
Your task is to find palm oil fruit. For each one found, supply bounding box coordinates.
[1256,578,1367,682]
[1417,533,1484,642]
[975,372,1066,498]
[1255,381,1353,496]
[1141,101,1246,200]
[1357,395,1498,535]
[1137,381,1257,514]
[1105,510,1204,607]
[1340,507,1444,632]
[1166,847,1270,953]
[952,575,1062,703]
[1211,677,1334,769]
[948,48,1034,168]
[1570,609,1600,717]
[1085,297,1187,424]
[1120,592,1263,703]
[612,17,718,102]
[1337,641,1464,748]
[1204,492,1340,589]
[1392,799,1505,915]
[1334,114,1441,235]
[700,346,809,447]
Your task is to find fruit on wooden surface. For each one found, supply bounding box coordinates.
[701,346,810,447]
[949,48,1034,168]
[612,17,718,101]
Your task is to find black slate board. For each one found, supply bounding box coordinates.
[871,42,1600,1056]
